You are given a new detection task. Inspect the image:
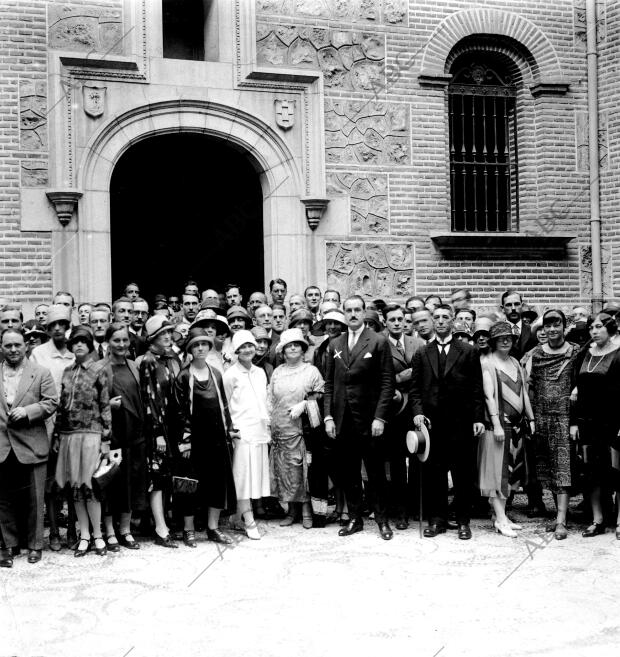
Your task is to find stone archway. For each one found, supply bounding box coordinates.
[74,99,304,302]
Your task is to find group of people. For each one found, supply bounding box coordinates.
[0,279,619,569]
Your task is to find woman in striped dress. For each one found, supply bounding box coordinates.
[479,322,534,537]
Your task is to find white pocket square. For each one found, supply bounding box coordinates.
[363,352,372,359]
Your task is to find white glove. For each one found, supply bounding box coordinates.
[290,401,307,420]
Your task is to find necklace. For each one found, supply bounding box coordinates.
[586,352,609,374]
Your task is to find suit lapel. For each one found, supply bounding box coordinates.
[12,360,35,408]
[350,329,370,364]
[0,366,7,413]
[390,340,408,368]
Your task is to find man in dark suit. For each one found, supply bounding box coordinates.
[501,290,538,360]
[382,304,425,529]
[324,295,395,540]
[409,304,485,539]
[0,329,58,566]
[501,289,544,515]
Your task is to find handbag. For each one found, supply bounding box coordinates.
[172,475,199,494]
[92,449,122,493]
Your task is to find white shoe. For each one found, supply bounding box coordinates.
[244,520,261,540]
[494,521,517,538]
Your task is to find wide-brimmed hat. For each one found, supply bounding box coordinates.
[520,304,538,323]
[453,320,472,338]
[277,328,308,354]
[46,304,72,327]
[250,326,272,344]
[472,317,494,338]
[406,423,430,462]
[23,319,47,341]
[185,326,214,352]
[227,305,253,329]
[145,315,175,342]
[67,325,94,351]
[489,321,517,342]
[231,329,258,353]
[191,309,230,335]
[199,299,226,317]
[314,309,347,333]
[289,308,314,328]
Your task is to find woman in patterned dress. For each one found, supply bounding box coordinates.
[139,315,181,548]
[528,309,581,540]
[479,322,534,537]
[268,328,324,528]
[574,313,620,539]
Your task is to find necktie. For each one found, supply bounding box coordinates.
[438,343,447,374]
[348,331,358,352]
[396,340,405,355]
[98,343,104,360]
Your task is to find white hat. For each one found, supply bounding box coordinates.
[46,304,72,327]
[145,315,174,341]
[406,424,431,462]
[276,327,309,354]
[231,329,258,353]
[191,308,230,335]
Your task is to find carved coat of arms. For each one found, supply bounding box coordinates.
[82,84,106,118]
[275,99,295,130]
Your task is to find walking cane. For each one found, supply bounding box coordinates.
[406,421,431,539]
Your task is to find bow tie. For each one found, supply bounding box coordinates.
[436,338,452,346]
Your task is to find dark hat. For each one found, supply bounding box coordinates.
[364,309,382,329]
[289,308,314,328]
[542,309,567,327]
[199,299,226,316]
[67,325,94,351]
[23,319,47,341]
[453,320,472,338]
[227,305,253,329]
[185,327,214,352]
[489,321,517,342]
[520,304,538,323]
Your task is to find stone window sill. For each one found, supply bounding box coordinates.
[430,232,577,259]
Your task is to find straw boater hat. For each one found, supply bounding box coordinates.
[191,308,230,335]
[227,305,253,329]
[185,326,214,351]
[250,326,272,344]
[145,315,175,342]
[45,304,72,327]
[231,329,258,353]
[276,328,308,354]
[406,423,431,462]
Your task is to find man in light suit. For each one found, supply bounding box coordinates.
[0,329,58,566]
[409,305,485,540]
[324,295,395,540]
[382,304,425,529]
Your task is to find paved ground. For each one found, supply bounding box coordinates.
[1,503,619,657]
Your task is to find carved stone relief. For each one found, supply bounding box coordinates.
[327,172,389,234]
[19,80,47,151]
[576,110,608,171]
[256,0,407,25]
[325,100,409,165]
[257,24,384,91]
[580,243,612,297]
[326,241,414,298]
[21,160,49,187]
[48,4,123,54]
[574,0,606,49]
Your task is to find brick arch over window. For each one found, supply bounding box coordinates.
[420,8,566,85]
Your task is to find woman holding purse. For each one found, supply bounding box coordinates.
[268,328,324,529]
[478,322,534,537]
[54,326,112,557]
[173,327,236,546]
[100,322,148,551]
[223,330,271,540]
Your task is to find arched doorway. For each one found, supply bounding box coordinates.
[110,133,263,302]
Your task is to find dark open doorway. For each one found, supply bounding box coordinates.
[110,133,264,303]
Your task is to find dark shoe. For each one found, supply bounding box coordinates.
[207,528,233,545]
[153,533,178,548]
[27,549,42,564]
[0,551,13,568]
[93,538,107,556]
[183,530,197,548]
[49,533,62,552]
[582,522,606,538]
[118,533,140,550]
[74,538,90,558]
[378,522,393,540]
[395,517,409,530]
[339,513,350,527]
[312,514,326,528]
[458,524,472,540]
[338,519,363,537]
[105,535,121,553]
[526,505,547,518]
[66,530,79,550]
[423,523,446,538]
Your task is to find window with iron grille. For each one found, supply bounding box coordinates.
[448,55,518,232]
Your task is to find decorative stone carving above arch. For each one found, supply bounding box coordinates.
[418,8,569,96]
